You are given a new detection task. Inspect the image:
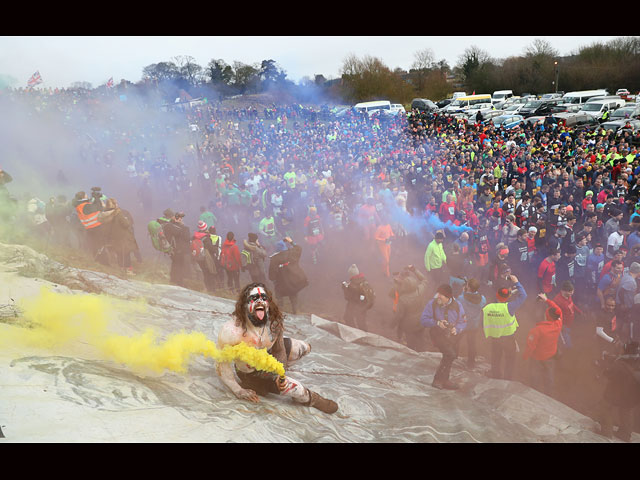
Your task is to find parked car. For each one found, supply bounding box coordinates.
[610,105,640,120]
[601,119,640,133]
[390,103,406,115]
[551,112,599,128]
[491,114,524,129]
[519,99,562,117]
[540,93,563,100]
[462,103,497,120]
[436,98,453,109]
[411,98,438,112]
[616,89,631,97]
[502,104,525,115]
[549,104,582,114]
[492,90,514,109]
[580,99,624,120]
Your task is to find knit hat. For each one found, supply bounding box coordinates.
[585,190,593,197]
[528,226,538,233]
[630,262,640,275]
[248,232,258,242]
[163,208,175,219]
[197,220,207,231]
[436,284,453,299]
[496,287,511,301]
[596,203,604,210]
[348,264,360,277]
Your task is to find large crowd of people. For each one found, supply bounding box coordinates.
[2,85,640,437]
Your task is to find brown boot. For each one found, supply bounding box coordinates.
[307,390,338,414]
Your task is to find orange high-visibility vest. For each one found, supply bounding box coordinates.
[76,202,102,229]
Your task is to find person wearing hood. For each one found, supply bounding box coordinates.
[457,278,487,370]
[219,231,242,293]
[421,284,467,390]
[425,230,447,290]
[243,232,268,285]
[523,293,563,396]
[342,264,375,331]
[268,237,307,314]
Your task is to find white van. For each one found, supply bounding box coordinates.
[580,99,624,119]
[444,94,493,114]
[586,96,626,109]
[452,92,467,99]
[561,90,609,105]
[354,100,391,116]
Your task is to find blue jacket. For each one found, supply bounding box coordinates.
[420,297,466,332]
[457,292,486,330]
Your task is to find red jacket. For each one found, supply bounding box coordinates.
[220,239,242,271]
[552,292,582,328]
[523,300,563,361]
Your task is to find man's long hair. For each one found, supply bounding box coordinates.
[233,282,284,337]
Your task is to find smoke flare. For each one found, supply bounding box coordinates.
[3,287,284,377]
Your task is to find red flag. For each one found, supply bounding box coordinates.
[27,71,42,88]
[106,77,114,88]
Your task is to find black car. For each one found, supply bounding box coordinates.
[436,99,452,109]
[411,98,438,112]
[519,99,563,118]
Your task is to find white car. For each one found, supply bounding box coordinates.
[616,89,631,96]
[464,103,497,120]
[502,104,525,114]
[390,104,406,115]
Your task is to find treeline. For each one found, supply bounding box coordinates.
[340,37,640,105]
[56,36,640,106]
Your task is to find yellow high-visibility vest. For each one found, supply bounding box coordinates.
[482,302,518,338]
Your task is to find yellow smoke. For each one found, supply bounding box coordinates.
[3,287,284,377]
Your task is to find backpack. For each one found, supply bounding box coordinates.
[360,280,375,309]
[240,249,252,268]
[191,237,206,262]
[220,245,235,271]
[148,220,173,254]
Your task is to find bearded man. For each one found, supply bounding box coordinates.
[216,282,338,414]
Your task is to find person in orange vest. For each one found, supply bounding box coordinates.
[523,293,563,396]
[374,218,394,277]
[73,188,105,259]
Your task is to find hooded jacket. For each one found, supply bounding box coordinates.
[458,291,486,330]
[243,238,268,274]
[220,239,242,271]
[523,299,563,361]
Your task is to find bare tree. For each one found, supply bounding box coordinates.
[524,39,559,58]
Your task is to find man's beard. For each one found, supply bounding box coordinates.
[248,303,268,327]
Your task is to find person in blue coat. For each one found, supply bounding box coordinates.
[457,278,487,369]
[421,284,467,390]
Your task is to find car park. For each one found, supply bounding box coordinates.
[491,114,524,129]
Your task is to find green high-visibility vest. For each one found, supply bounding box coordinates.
[482,302,518,339]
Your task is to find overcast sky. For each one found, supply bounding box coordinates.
[0,36,622,89]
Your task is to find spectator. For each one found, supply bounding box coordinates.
[482,275,528,380]
[421,284,467,390]
[523,293,563,396]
